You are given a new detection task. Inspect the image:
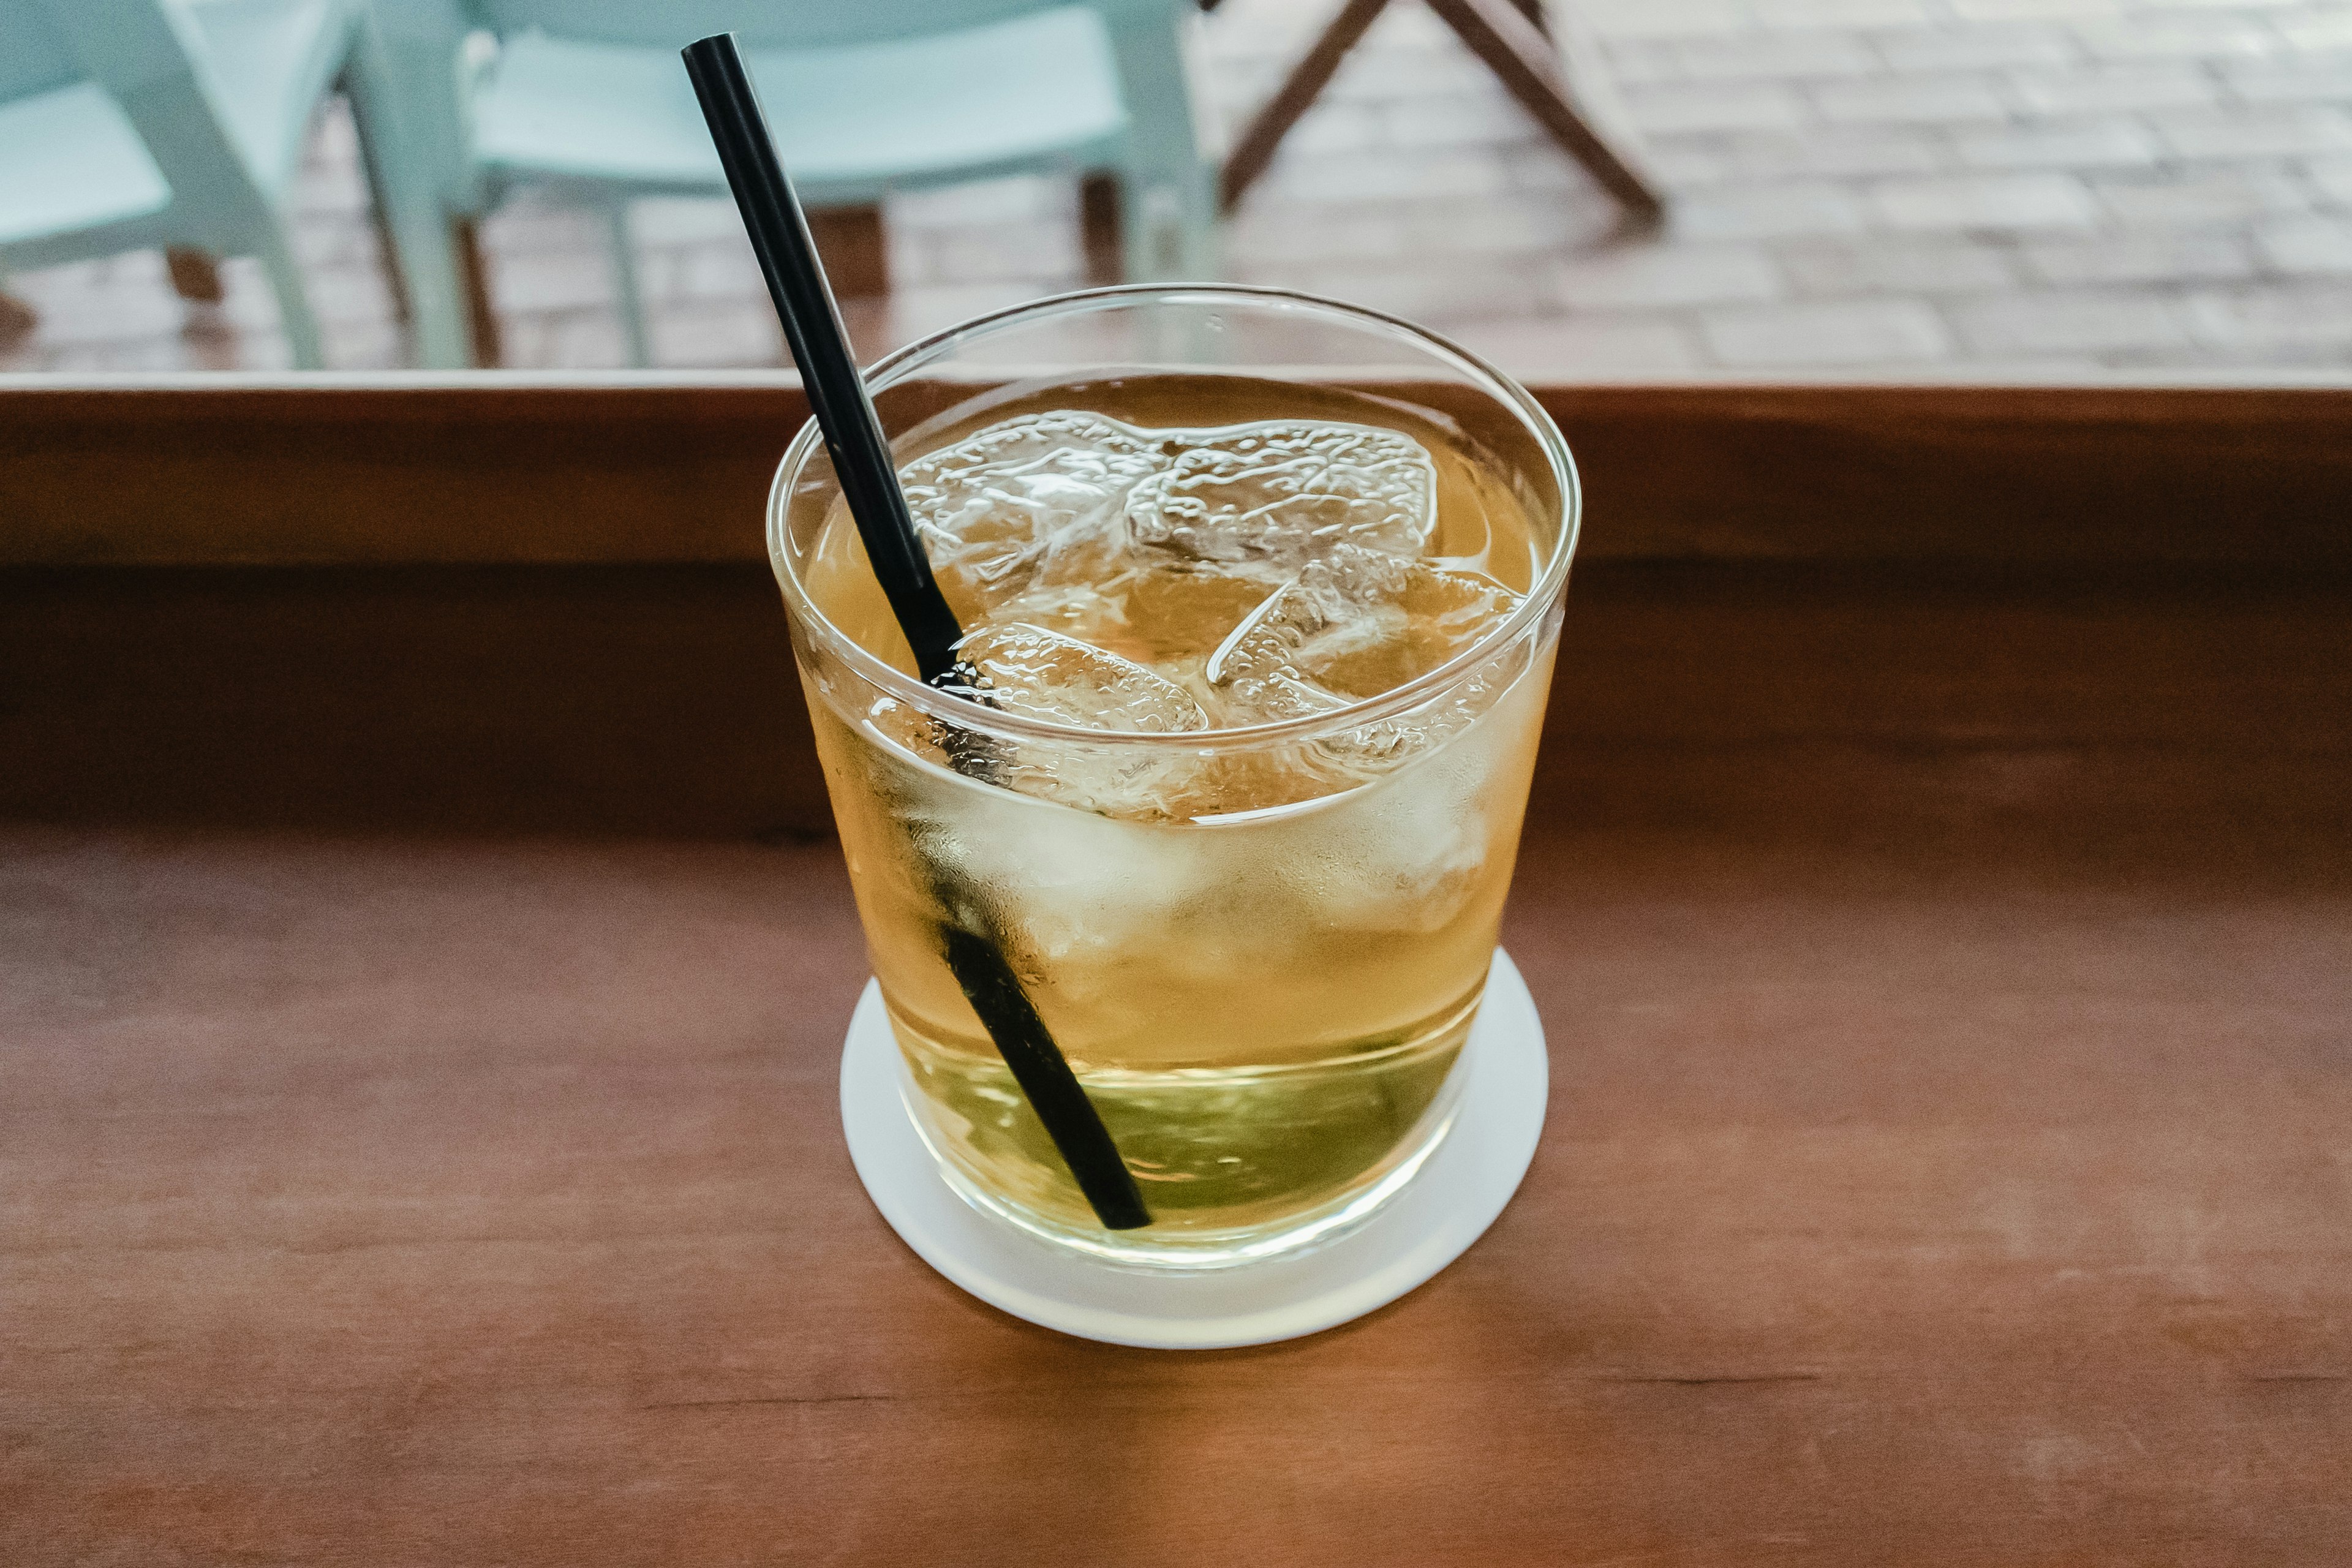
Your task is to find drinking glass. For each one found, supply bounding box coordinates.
[770,285,1578,1268]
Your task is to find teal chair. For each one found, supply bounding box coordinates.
[0,0,469,368]
[371,0,1219,366]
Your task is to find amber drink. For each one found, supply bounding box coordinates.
[772,288,1578,1267]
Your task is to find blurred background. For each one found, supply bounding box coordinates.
[4,0,2350,379]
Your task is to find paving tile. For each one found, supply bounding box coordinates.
[1620,81,1811,132]
[1550,243,1787,306]
[1227,205,1414,266]
[9,0,2352,380]
[2090,164,2313,224]
[1273,259,1549,320]
[2217,62,2352,104]
[1570,0,1758,42]
[478,199,608,257]
[1700,298,1953,361]
[630,198,755,247]
[1870,172,2103,228]
[2152,106,2352,159]
[1749,0,1931,27]
[2070,14,2276,59]
[486,249,618,314]
[6,268,183,346]
[2008,63,2218,113]
[1595,39,1694,86]
[665,241,766,304]
[1668,180,1875,236]
[1720,124,1951,176]
[1442,314,1703,371]
[2307,157,2352,204]
[1396,197,1618,253]
[1950,288,2194,353]
[1286,99,1392,155]
[2185,282,2352,349]
[1636,138,1746,184]
[2272,11,2352,48]
[1668,30,1883,77]
[1948,0,2123,19]
[538,311,630,371]
[1871,22,2081,69]
[1384,92,1544,149]
[648,301,785,369]
[1812,72,2013,122]
[2252,213,2352,271]
[1953,118,2164,169]
[1498,143,1621,195]
[2021,231,2259,282]
[1777,236,2024,292]
[1254,148,1515,203]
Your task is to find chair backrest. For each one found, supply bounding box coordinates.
[29,0,274,246]
[464,0,1081,51]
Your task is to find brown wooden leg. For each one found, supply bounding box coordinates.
[1080,172,1123,286]
[453,217,502,368]
[165,249,225,304]
[1219,0,1392,213]
[805,204,891,299]
[0,291,36,345]
[1424,0,1663,216]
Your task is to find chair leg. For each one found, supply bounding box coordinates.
[1080,173,1122,286]
[1101,0,1222,279]
[257,235,327,369]
[805,205,892,299]
[0,284,36,347]
[605,205,652,368]
[166,249,226,303]
[1220,0,1391,213]
[454,217,502,368]
[337,32,473,368]
[1422,0,1663,217]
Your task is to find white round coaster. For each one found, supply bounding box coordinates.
[839,949,1548,1349]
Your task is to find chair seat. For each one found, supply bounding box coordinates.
[186,0,353,198]
[473,6,1128,195]
[0,83,171,247]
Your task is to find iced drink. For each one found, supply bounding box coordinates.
[774,293,1574,1267]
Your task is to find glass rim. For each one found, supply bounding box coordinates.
[767,282,1581,750]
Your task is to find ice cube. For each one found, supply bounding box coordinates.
[932,624,1211,820]
[899,412,1162,613]
[947,623,1208,734]
[1206,543,1519,710]
[1126,421,1438,568]
[1202,543,1525,780]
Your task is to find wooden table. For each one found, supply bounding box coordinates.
[4,380,2350,1563]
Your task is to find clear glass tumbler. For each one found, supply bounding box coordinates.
[771,285,1578,1268]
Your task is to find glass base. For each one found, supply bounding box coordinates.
[912,1066,1471,1272]
[837,949,1550,1348]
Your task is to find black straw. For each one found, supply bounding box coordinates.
[682,34,1148,1231]
[680,34,961,685]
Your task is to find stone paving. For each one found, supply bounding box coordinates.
[4,0,2351,376]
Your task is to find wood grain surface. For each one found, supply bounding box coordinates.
[6,378,2351,567]
[4,384,2350,1562]
[6,568,2350,1564]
